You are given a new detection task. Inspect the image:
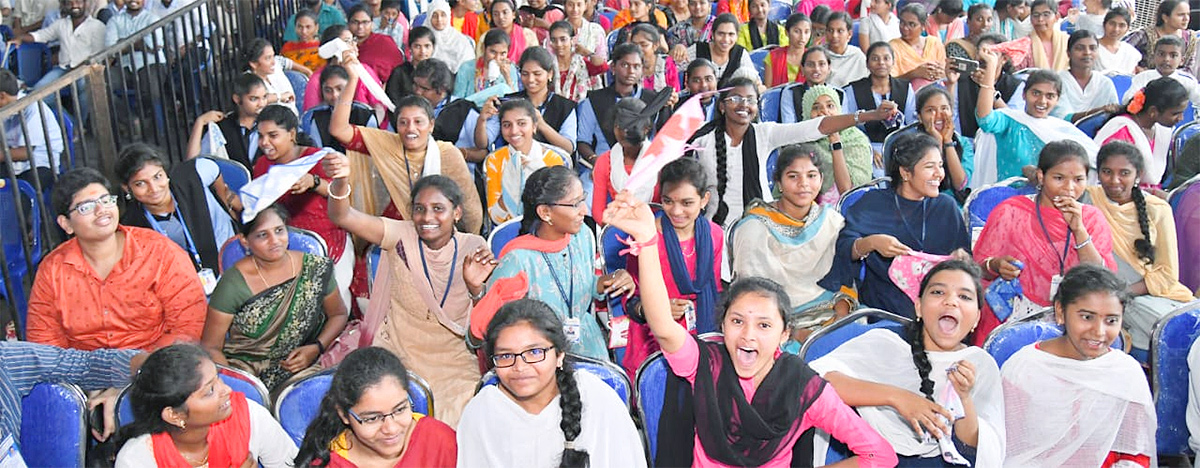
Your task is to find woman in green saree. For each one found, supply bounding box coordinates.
[202,204,349,392]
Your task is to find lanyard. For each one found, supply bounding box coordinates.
[418,236,457,309]
[1034,194,1072,275]
[145,205,202,268]
[541,250,575,317]
[893,193,927,251]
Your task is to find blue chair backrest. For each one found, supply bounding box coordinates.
[766,149,779,191]
[20,382,87,468]
[1182,102,1195,129]
[607,30,620,54]
[218,227,329,274]
[477,355,632,408]
[1111,73,1133,99]
[284,70,308,109]
[848,20,860,47]
[750,48,771,83]
[1075,111,1111,138]
[760,85,784,123]
[274,369,434,445]
[636,352,670,462]
[768,1,790,21]
[601,8,618,24]
[201,156,252,194]
[488,216,523,257]
[798,308,912,362]
[962,177,1035,233]
[880,122,920,168]
[16,43,47,86]
[983,320,1062,369]
[0,179,42,264]
[1166,121,1200,189]
[118,366,271,426]
[367,244,382,285]
[835,178,889,215]
[412,12,427,26]
[1151,301,1200,457]
[599,225,628,274]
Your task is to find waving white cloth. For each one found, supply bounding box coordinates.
[239,149,332,223]
[608,140,655,202]
[809,329,1006,466]
[1000,345,1155,468]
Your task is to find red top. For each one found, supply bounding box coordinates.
[325,416,458,467]
[252,147,349,261]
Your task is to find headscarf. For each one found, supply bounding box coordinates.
[800,85,874,193]
[429,0,476,67]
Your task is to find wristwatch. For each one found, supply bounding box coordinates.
[310,174,321,192]
[831,141,844,151]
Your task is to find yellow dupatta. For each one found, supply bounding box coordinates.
[1086,186,1196,302]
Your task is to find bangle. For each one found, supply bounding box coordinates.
[310,340,326,354]
[983,256,996,274]
[617,235,659,256]
[328,182,352,200]
[1073,236,1092,250]
[831,141,843,151]
[853,238,869,261]
[979,84,995,89]
[468,287,486,301]
[854,109,863,123]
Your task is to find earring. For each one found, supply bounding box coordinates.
[124,192,132,200]
[544,217,553,226]
[177,420,186,431]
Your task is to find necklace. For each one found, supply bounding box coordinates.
[181,448,209,467]
[252,254,296,289]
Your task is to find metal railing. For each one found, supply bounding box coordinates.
[0,0,300,337]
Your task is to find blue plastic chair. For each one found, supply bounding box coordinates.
[760,84,785,123]
[0,179,42,334]
[15,42,48,86]
[1182,102,1195,129]
[636,351,669,462]
[880,122,920,168]
[1074,111,1111,138]
[476,354,633,408]
[750,47,772,83]
[274,369,435,445]
[1150,300,1200,458]
[412,12,427,27]
[766,149,779,191]
[488,216,523,257]
[1111,74,1133,101]
[835,177,889,215]
[217,226,328,274]
[367,244,382,285]
[20,382,87,468]
[118,365,272,427]
[607,30,620,55]
[284,70,307,107]
[768,1,791,21]
[600,7,618,24]
[1166,121,1200,189]
[962,176,1036,234]
[199,156,251,194]
[848,20,860,48]
[983,319,1062,369]
[797,308,912,362]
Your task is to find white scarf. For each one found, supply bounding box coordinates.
[1001,345,1155,468]
[607,140,655,202]
[971,108,1099,188]
[239,149,332,223]
[1094,115,1171,185]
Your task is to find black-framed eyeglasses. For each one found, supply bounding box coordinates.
[347,400,411,426]
[491,346,555,368]
[66,194,118,217]
[548,199,587,210]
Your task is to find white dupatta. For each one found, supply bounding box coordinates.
[1000,345,1155,468]
[809,329,1006,466]
[971,108,1100,189]
[608,140,655,203]
[1094,114,1172,185]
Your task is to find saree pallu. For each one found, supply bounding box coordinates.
[225,254,332,391]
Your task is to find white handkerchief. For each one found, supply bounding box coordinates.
[239,149,332,223]
[934,379,971,465]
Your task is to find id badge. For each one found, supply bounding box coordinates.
[608,315,630,349]
[684,300,697,333]
[1049,274,1063,301]
[198,268,218,296]
[563,317,582,343]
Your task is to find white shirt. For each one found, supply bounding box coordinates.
[864,13,901,46]
[104,9,166,70]
[3,95,63,174]
[114,400,298,468]
[30,16,106,68]
[827,46,869,89]
[1124,69,1200,105]
[1051,69,1118,118]
[456,371,646,468]
[1096,41,1142,76]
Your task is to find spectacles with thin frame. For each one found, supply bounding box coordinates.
[723,95,757,106]
[67,194,118,217]
[347,400,411,427]
[547,198,587,210]
[492,346,555,368]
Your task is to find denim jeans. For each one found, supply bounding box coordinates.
[32,66,90,126]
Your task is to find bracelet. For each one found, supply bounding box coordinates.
[468,287,486,301]
[853,109,863,124]
[618,235,659,256]
[831,141,843,151]
[1073,236,1092,250]
[328,182,352,200]
[853,238,869,261]
[983,256,996,274]
[311,340,326,354]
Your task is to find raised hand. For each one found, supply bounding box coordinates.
[602,191,658,242]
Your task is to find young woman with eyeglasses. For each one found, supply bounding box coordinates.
[294,347,457,468]
[458,299,645,466]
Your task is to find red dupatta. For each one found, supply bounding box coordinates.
[151,392,251,468]
[507,25,528,62]
[769,46,805,86]
[458,11,479,38]
[469,233,573,340]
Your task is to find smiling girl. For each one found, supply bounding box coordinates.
[1000,264,1155,467]
[811,260,1005,466]
[482,99,570,225]
[1094,76,1188,190]
[603,191,897,467]
[295,347,457,467]
[972,140,1117,343]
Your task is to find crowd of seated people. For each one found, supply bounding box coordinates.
[7,0,1200,464]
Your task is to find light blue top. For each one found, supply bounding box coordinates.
[976,110,1046,180]
[576,86,646,155]
[194,158,237,251]
[488,231,608,361]
[453,61,521,100]
[837,82,919,134]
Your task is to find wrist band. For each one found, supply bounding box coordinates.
[618,235,659,256]
[468,287,486,301]
[1073,237,1092,250]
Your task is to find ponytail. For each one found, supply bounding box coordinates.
[907,319,935,401]
[556,365,589,468]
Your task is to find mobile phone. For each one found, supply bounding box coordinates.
[950,56,979,74]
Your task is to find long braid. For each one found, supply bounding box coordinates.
[908,319,935,401]
[713,117,729,223]
[556,365,590,468]
[1130,186,1156,264]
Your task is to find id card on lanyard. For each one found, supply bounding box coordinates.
[1035,201,1071,301]
[541,250,580,343]
[145,207,217,295]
